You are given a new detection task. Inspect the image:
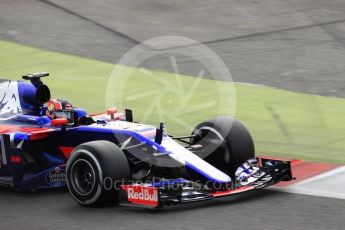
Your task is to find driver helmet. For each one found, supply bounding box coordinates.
[44,99,75,125]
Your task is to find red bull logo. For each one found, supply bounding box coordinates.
[121,185,159,207]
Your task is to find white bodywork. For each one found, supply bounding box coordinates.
[0,80,22,117]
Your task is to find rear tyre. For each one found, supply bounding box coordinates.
[66,141,131,207]
[191,116,255,180]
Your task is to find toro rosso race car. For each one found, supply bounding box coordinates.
[0,73,293,208]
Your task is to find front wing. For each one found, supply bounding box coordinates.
[119,157,293,208]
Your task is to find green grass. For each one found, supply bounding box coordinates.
[1,40,345,164]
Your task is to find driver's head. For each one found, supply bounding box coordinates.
[44,99,74,125]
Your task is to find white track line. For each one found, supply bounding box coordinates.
[292,166,345,186]
[271,166,345,200]
[271,187,345,200]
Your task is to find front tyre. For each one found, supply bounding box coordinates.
[191,116,255,180]
[66,141,131,207]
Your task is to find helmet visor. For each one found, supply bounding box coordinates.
[55,110,74,124]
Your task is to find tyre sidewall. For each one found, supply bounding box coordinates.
[66,149,103,205]
[66,141,131,206]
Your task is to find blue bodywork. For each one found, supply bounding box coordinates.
[0,77,232,191]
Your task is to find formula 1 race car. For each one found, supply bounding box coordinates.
[0,73,293,208]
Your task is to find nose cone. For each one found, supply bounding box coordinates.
[161,137,232,183]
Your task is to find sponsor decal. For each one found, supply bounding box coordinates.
[46,167,66,186]
[10,155,22,164]
[121,185,159,207]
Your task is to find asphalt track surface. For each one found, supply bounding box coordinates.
[0,187,344,230]
[0,1,345,229]
[1,0,345,97]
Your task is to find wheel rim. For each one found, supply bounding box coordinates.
[70,159,96,196]
[193,126,230,165]
[194,126,224,142]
